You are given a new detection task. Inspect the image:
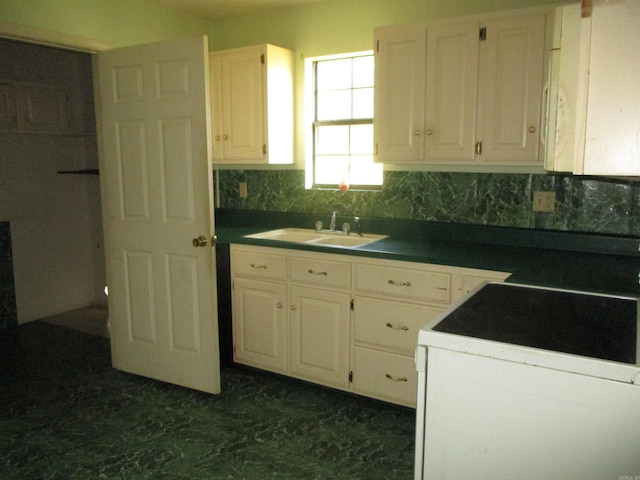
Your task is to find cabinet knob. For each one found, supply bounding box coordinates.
[277,302,282,309]
[290,305,296,311]
[385,373,408,382]
[426,129,433,136]
[223,134,229,140]
[215,135,220,141]
[528,126,536,134]
[414,130,422,136]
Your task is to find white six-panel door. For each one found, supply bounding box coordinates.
[97,36,220,394]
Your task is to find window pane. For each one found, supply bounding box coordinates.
[315,155,349,185]
[316,125,349,155]
[349,155,383,185]
[352,87,373,119]
[350,124,373,154]
[353,56,374,88]
[316,58,352,90]
[317,90,351,121]
[309,53,380,188]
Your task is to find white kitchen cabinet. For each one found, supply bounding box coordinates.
[351,296,442,407]
[230,243,510,407]
[374,25,426,163]
[0,80,71,134]
[289,285,351,389]
[374,8,549,169]
[546,1,640,176]
[209,44,293,164]
[457,267,512,299]
[580,0,640,175]
[233,277,288,374]
[231,248,288,374]
[424,22,478,162]
[288,253,351,389]
[351,258,510,407]
[231,245,351,389]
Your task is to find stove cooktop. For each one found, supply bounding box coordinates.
[432,283,638,365]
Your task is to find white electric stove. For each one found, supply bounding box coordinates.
[414,282,640,480]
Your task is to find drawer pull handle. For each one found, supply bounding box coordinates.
[250,264,268,269]
[308,269,328,276]
[388,279,411,287]
[385,374,408,382]
[386,322,409,331]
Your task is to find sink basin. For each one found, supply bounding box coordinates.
[244,228,387,248]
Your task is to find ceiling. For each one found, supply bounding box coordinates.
[144,0,327,21]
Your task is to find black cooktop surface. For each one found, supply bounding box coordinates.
[432,283,638,364]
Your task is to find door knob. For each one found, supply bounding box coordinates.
[192,235,208,247]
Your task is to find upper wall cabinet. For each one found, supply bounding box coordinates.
[374,9,549,170]
[545,1,640,176]
[209,44,293,165]
[0,80,71,134]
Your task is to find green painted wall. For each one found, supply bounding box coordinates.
[206,0,563,53]
[0,0,212,48]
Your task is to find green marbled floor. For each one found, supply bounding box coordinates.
[0,322,415,479]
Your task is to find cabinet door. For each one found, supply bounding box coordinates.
[580,0,640,176]
[233,278,287,374]
[208,54,225,161]
[289,286,351,389]
[17,83,71,134]
[0,81,18,132]
[424,22,479,162]
[374,24,426,163]
[211,47,264,162]
[477,13,546,163]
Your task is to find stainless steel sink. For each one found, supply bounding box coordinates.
[244,228,387,248]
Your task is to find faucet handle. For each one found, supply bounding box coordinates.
[353,216,362,236]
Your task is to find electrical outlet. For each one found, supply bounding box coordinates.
[239,182,248,199]
[532,191,555,212]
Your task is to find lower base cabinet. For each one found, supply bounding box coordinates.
[231,244,510,407]
[289,286,351,389]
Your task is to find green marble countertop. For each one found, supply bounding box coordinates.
[215,209,640,298]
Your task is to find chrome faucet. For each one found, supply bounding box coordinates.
[329,211,337,231]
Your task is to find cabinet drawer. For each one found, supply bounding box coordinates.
[232,248,286,281]
[353,296,443,354]
[352,346,417,407]
[354,263,451,304]
[289,255,351,289]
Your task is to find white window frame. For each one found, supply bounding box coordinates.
[304,51,381,190]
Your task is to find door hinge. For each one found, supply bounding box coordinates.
[262,144,267,155]
[350,298,354,311]
[375,143,378,156]
[376,39,379,52]
[475,141,483,156]
[260,53,265,65]
[479,27,487,42]
[349,371,353,383]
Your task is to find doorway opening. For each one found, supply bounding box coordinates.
[0,38,107,334]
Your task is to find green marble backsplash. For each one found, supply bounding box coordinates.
[216,170,639,236]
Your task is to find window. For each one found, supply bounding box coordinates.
[306,52,382,189]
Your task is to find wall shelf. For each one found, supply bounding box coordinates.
[57,169,99,175]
